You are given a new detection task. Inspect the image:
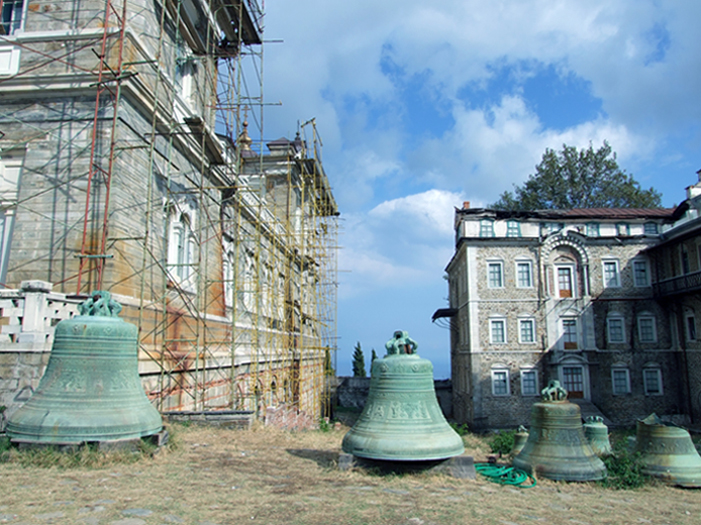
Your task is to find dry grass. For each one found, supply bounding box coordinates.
[0,423,699,525]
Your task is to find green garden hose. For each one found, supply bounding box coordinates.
[475,463,537,488]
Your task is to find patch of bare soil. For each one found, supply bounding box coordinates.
[0,424,699,525]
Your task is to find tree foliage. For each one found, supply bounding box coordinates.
[491,142,662,211]
[324,348,335,377]
[371,349,378,363]
[352,342,366,377]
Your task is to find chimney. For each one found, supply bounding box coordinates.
[463,201,470,209]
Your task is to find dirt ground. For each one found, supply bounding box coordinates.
[0,424,699,525]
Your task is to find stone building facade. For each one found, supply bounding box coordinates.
[441,175,701,430]
[0,1,338,424]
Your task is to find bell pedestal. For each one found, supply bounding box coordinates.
[6,292,163,445]
[342,331,464,461]
[513,381,606,482]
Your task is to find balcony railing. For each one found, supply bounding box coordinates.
[653,270,701,298]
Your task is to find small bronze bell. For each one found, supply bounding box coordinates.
[513,380,606,481]
[6,291,163,444]
[342,331,464,461]
[583,416,612,457]
[635,413,701,487]
[510,425,529,459]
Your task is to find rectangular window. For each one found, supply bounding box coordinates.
[516,261,533,288]
[638,316,657,343]
[643,368,663,395]
[617,223,630,236]
[480,220,495,237]
[681,245,690,274]
[644,222,659,235]
[562,318,578,349]
[633,260,650,287]
[607,317,625,343]
[488,262,503,288]
[521,369,538,396]
[519,319,535,344]
[586,223,600,237]
[490,319,506,344]
[562,366,584,397]
[557,266,574,298]
[603,260,620,287]
[686,315,697,342]
[491,370,510,396]
[2,0,24,35]
[612,368,631,395]
[546,222,564,233]
[506,221,521,237]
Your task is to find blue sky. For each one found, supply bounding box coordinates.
[257,1,701,378]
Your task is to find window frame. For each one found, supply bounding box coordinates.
[586,222,600,237]
[555,264,576,298]
[561,317,578,350]
[491,368,510,396]
[643,367,663,396]
[633,259,650,287]
[520,368,539,396]
[616,223,630,236]
[480,219,495,238]
[518,318,536,344]
[686,313,697,342]
[611,367,631,395]
[644,222,659,235]
[506,220,521,237]
[489,318,507,345]
[222,238,235,308]
[487,260,504,289]
[637,315,657,343]
[515,260,533,288]
[602,259,621,288]
[606,315,626,343]
[1,0,25,36]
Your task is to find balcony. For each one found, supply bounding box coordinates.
[652,270,701,298]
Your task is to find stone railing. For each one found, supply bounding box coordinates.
[0,281,82,351]
[0,281,82,428]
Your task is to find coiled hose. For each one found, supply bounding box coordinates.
[475,463,537,488]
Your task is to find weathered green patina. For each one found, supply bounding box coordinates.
[6,291,162,444]
[635,413,701,487]
[513,380,606,481]
[342,330,464,461]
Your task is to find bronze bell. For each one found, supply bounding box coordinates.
[635,413,701,487]
[583,416,612,457]
[6,291,163,445]
[513,380,606,481]
[342,331,464,461]
[510,425,529,459]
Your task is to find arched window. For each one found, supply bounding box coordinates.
[167,203,197,287]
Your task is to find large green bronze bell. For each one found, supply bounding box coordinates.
[635,413,701,487]
[513,380,606,481]
[6,291,163,444]
[342,331,464,461]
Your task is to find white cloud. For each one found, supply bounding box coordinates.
[338,190,463,298]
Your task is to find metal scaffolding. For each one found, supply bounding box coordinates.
[0,0,338,424]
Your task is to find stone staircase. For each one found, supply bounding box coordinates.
[570,399,615,428]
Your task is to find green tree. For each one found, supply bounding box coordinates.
[371,349,378,363]
[323,348,335,376]
[352,342,366,377]
[491,142,662,211]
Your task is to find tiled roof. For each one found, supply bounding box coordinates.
[457,207,679,220]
